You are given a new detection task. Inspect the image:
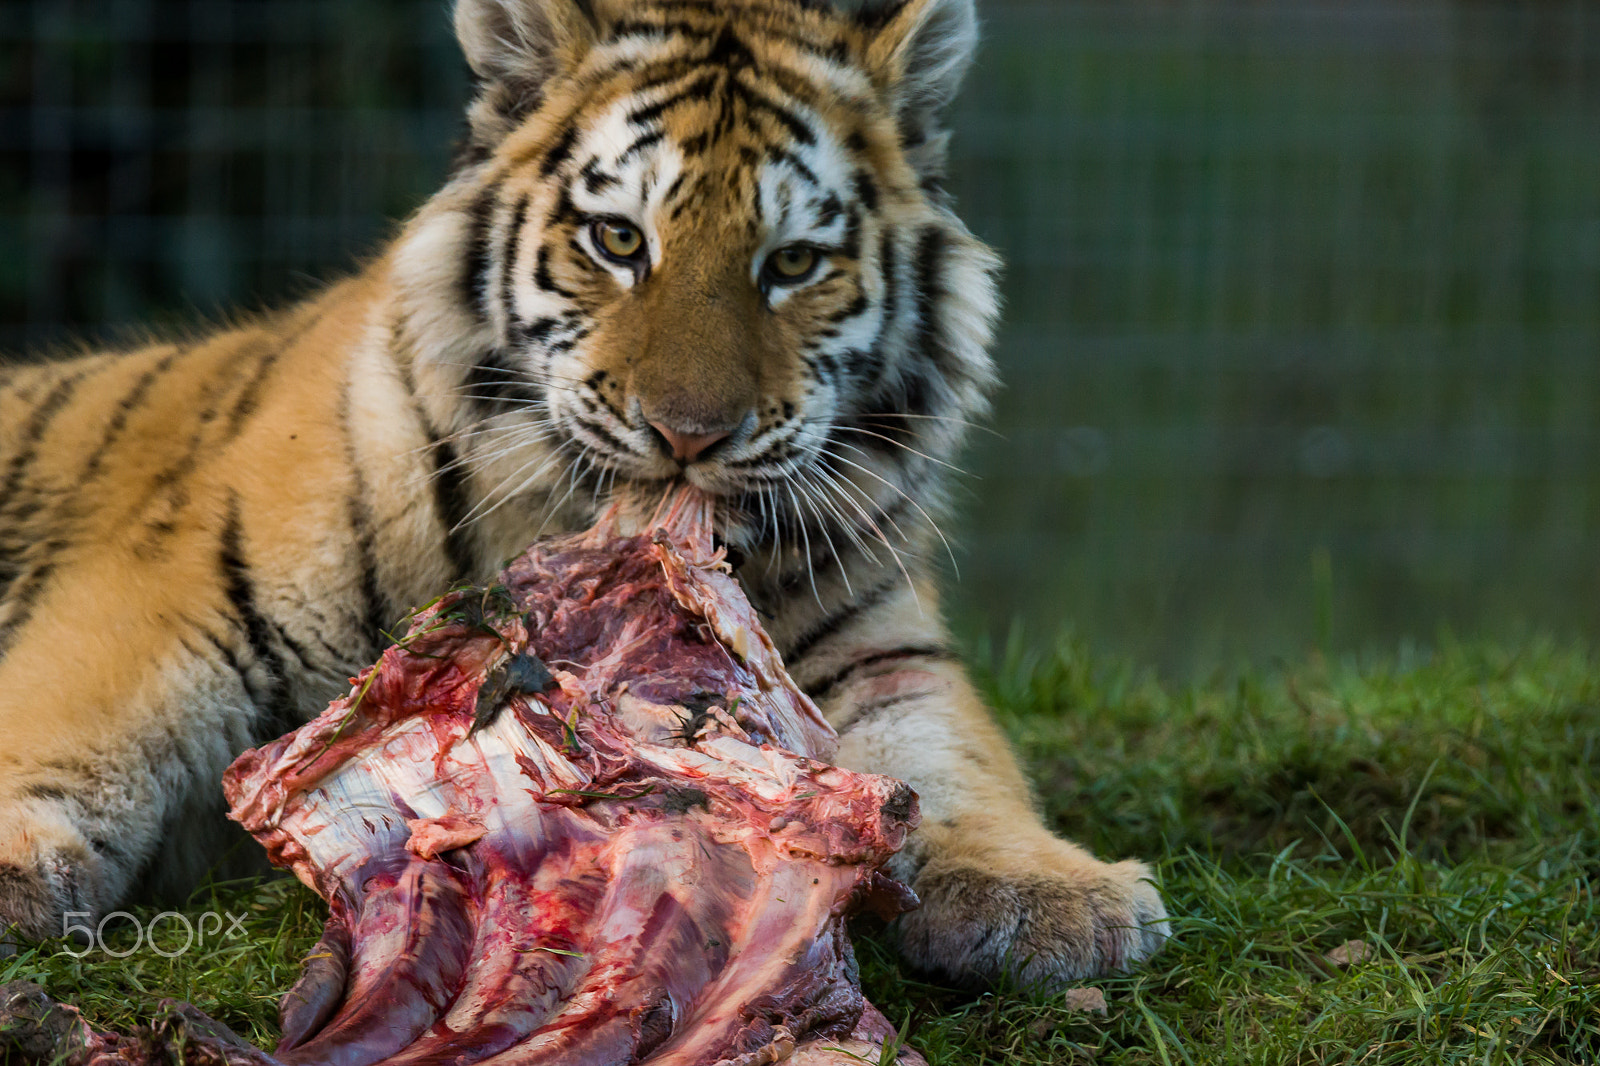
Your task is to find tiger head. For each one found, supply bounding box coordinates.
[393,0,999,561]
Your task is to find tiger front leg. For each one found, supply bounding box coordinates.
[0,734,165,947]
[821,655,1170,988]
[0,797,106,946]
[0,620,265,946]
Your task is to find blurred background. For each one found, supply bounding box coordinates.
[2,0,1597,672]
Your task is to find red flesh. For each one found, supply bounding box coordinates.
[2,491,925,1066]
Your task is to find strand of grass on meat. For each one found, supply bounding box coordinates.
[313,585,524,759]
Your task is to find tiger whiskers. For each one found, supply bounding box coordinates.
[533,441,603,538]
[787,474,854,597]
[781,481,827,608]
[405,419,562,500]
[847,411,1002,438]
[450,434,574,532]
[822,439,960,579]
[809,458,917,554]
[797,463,923,613]
[831,424,969,475]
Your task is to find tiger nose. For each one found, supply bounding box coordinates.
[648,421,731,463]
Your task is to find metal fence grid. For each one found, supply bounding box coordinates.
[0,0,467,349]
[3,0,1598,668]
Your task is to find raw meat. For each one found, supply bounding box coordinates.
[0,490,926,1066]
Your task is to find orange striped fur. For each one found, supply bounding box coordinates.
[0,0,1165,986]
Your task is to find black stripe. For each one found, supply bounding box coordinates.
[78,348,182,484]
[0,369,91,596]
[627,71,721,126]
[466,348,545,411]
[840,209,863,262]
[197,624,255,702]
[784,577,899,665]
[827,290,871,325]
[516,317,562,347]
[461,186,500,317]
[729,79,816,145]
[269,618,321,675]
[345,514,387,657]
[131,338,272,551]
[539,123,582,177]
[547,186,582,230]
[853,171,879,211]
[912,226,951,374]
[847,227,899,387]
[574,417,635,457]
[224,308,331,443]
[836,689,941,733]
[815,194,844,227]
[612,17,705,41]
[0,552,60,655]
[807,644,956,703]
[635,0,719,13]
[762,28,851,66]
[500,193,530,327]
[879,227,900,318]
[580,159,618,194]
[0,370,84,512]
[625,61,716,106]
[134,315,329,557]
[391,361,477,587]
[669,195,700,223]
[618,129,667,164]
[854,0,900,30]
[549,326,590,355]
[766,145,820,187]
[426,433,478,583]
[219,494,299,742]
[534,246,577,298]
[703,22,756,69]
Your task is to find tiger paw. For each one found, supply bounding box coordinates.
[896,848,1169,989]
[0,807,104,945]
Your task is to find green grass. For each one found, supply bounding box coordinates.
[7,635,1599,1064]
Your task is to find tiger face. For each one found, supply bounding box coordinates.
[0,0,1170,990]
[395,0,999,562]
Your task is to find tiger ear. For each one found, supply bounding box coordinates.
[454,0,600,150]
[858,0,977,183]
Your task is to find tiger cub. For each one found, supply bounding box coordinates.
[0,0,1166,986]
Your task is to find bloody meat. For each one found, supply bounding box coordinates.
[0,490,927,1066]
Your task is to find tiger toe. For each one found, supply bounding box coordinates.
[898,853,1169,990]
[0,809,104,945]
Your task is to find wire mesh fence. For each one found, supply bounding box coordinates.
[3,0,1598,669]
[0,0,467,349]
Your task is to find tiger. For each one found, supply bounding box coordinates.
[0,0,1167,988]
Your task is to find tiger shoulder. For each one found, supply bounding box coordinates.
[0,0,1167,989]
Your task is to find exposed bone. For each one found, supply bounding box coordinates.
[1,490,927,1066]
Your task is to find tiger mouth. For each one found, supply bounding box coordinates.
[541,418,884,546]
[559,412,822,494]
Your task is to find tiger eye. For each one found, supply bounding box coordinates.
[768,246,817,281]
[596,221,644,261]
